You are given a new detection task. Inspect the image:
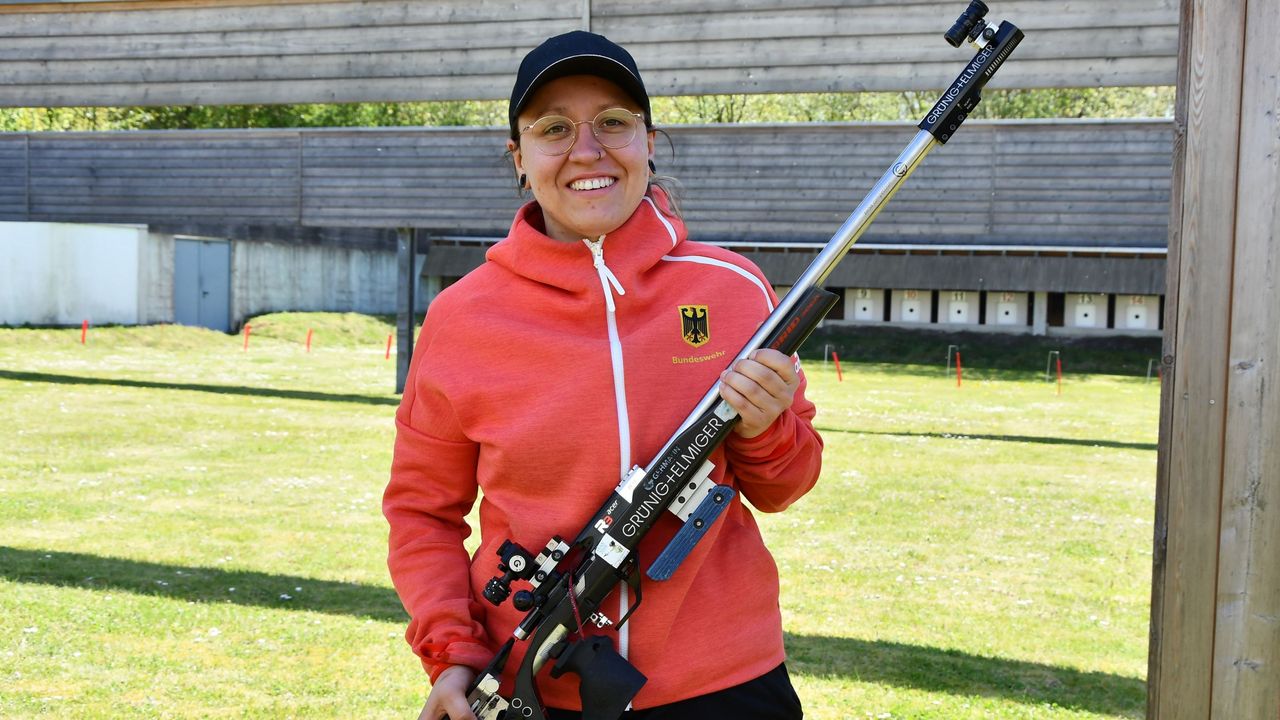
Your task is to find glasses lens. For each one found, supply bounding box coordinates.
[524,109,643,155]
[529,115,577,155]
[592,109,640,149]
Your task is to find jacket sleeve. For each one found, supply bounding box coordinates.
[722,365,823,512]
[383,306,492,681]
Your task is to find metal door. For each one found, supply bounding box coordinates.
[174,239,231,332]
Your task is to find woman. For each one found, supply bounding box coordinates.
[384,30,822,720]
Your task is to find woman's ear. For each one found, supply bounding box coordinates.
[507,139,527,189]
[507,139,522,174]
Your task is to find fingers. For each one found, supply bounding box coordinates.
[419,693,475,720]
[420,666,477,720]
[719,349,800,438]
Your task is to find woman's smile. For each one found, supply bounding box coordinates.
[569,176,617,191]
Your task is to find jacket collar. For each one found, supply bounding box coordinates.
[485,188,686,295]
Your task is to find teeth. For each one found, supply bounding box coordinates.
[570,177,616,191]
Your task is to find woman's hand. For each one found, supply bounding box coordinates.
[417,665,477,720]
[718,349,801,439]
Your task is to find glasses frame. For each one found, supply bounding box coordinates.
[519,108,647,156]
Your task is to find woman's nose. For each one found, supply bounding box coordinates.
[568,123,605,160]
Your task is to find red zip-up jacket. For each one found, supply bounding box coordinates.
[384,190,823,710]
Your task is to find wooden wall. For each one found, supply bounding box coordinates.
[0,119,1172,249]
[1147,0,1280,717]
[0,0,1179,108]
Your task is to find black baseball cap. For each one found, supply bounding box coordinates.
[508,30,652,140]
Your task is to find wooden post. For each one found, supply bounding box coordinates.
[1148,0,1280,717]
[395,227,416,395]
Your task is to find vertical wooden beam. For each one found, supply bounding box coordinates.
[1210,0,1280,715]
[395,227,415,394]
[1148,0,1245,717]
[1151,0,1280,716]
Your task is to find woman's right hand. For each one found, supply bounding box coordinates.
[417,665,477,720]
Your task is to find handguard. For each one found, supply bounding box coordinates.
[447,5,1023,718]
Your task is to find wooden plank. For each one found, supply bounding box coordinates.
[1208,0,1280,716]
[592,0,1175,15]
[0,0,570,34]
[0,20,570,61]
[0,50,527,86]
[598,2,1178,43]
[0,75,516,106]
[0,0,1178,107]
[1148,0,1243,717]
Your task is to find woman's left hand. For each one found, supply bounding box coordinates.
[718,349,801,439]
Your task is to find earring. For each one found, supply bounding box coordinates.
[648,160,657,174]
[518,173,527,189]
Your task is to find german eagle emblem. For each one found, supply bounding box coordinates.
[680,305,709,347]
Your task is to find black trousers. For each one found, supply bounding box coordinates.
[545,663,803,720]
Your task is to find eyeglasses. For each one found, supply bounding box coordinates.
[519,108,646,156]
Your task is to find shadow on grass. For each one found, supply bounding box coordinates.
[3,548,1144,713]
[786,633,1145,717]
[0,546,407,622]
[816,425,1157,452]
[0,369,398,406]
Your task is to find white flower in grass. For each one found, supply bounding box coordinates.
[207,628,221,637]
[22,627,38,634]
[279,593,293,600]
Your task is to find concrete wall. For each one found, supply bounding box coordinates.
[139,231,174,324]
[229,239,396,328]
[0,221,157,326]
[1,222,397,328]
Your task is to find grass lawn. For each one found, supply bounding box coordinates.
[0,314,1157,719]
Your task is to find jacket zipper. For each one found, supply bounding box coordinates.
[582,235,633,667]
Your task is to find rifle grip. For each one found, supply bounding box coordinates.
[551,636,646,720]
[762,287,839,357]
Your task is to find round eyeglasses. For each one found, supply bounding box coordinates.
[519,108,646,156]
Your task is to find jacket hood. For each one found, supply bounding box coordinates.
[485,187,686,295]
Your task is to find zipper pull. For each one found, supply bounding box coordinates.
[584,235,626,312]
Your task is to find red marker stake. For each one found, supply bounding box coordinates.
[305,328,313,353]
[385,334,393,360]
[80,319,88,345]
[832,352,844,382]
[242,324,252,351]
[955,352,963,387]
[1056,356,1063,396]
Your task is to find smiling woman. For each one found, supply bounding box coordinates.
[382,30,824,720]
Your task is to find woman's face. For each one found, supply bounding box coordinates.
[509,74,655,242]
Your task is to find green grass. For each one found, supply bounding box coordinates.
[0,314,1157,718]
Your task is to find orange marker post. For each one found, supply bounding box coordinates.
[385,334,393,360]
[832,351,844,382]
[242,324,252,351]
[955,352,963,387]
[305,328,313,353]
[80,319,88,345]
